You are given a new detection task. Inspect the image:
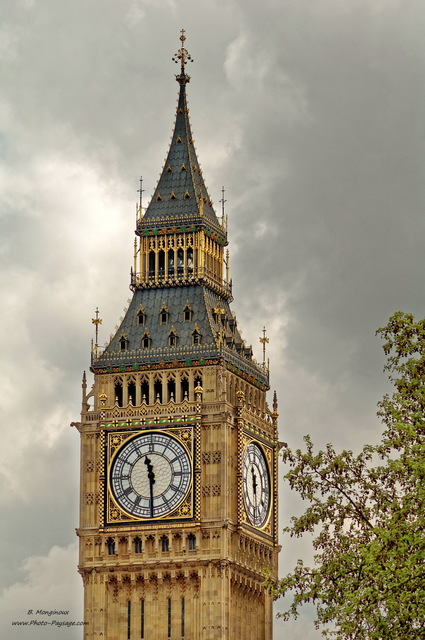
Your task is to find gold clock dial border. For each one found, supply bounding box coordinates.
[106,426,195,524]
[240,435,273,532]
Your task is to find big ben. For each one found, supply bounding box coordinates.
[73,31,280,639]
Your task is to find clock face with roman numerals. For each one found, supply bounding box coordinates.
[110,432,191,519]
[242,442,270,528]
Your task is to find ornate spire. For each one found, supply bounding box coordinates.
[92,32,269,391]
[139,30,222,231]
[172,29,193,85]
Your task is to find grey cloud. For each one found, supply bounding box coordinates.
[0,1,423,637]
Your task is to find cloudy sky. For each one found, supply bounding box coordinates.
[0,0,424,637]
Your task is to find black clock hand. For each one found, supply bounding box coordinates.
[251,466,258,499]
[144,456,155,518]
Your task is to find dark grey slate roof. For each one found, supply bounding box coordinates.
[140,82,222,231]
[93,284,268,385]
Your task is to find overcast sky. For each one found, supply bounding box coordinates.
[0,1,424,638]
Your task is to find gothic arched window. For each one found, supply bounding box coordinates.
[192,329,201,345]
[183,304,192,322]
[177,248,184,274]
[158,250,165,276]
[137,308,146,326]
[154,377,162,404]
[167,376,176,402]
[168,249,175,275]
[181,374,189,400]
[160,306,169,325]
[141,378,149,404]
[128,380,136,405]
[114,379,123,407]
[107,538,115,555]
[187,247,193,273]
[168,330,178,347]
[148,251,155,277]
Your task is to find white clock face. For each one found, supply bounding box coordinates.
[242,442,270,528]
[110,432,191,519]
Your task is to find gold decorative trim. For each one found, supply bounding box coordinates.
[105,426,196,525]
[239,437,274,534]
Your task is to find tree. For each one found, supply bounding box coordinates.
[268,312,425,638]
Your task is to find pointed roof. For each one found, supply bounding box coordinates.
[92,285,269,387]
[139,33,222,232]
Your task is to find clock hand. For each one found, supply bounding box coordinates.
[144,456,155,518]
[251,466,258,502]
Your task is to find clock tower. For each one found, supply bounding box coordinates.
[73,32,280,640]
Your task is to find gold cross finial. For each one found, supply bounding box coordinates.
[172,29,193,84]
[259,326,269,368]
[92,307,102,353]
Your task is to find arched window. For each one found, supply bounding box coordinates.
[168,249,175,275]
[119,335,128,351]
[114,380,123,407]
[142,332,151,349]
[192,330,201,345]
[141,378,149,404]
[128,380,136,405]
[154,378,162,403]
[161,536,169,552]
[146,535,155,552]
[183,304,192,322]
[167,377,176,402]
[134,537,142,553]
[226,335,234,348]
[107,538,115,555]
[137,309,146,326]
[158,250,165,276]
[168,330,178,347]
[188,534,196,551]
[187,247,193,273]
[177,248,184,275]
[181,375,189,401]
[148,251,155,277]
[160,307,169,325]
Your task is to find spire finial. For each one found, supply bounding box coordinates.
[137,175,144,222]
[92,307,102,356]
[220,186,226,217]
[259,326,269,368]
[138,175,144,209]
[172,29,193,85]
[219,186,228,231]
